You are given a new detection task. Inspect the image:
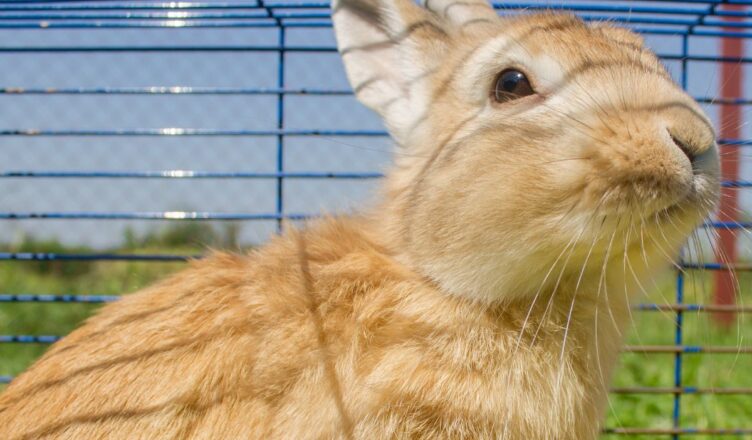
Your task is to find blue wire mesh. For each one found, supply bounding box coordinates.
[0,1,750,438]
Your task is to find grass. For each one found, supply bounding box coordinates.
[1,225,750,439]
[604,271,752,438]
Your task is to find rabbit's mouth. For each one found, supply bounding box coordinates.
[611,166,718,222]
[656,144,720,218]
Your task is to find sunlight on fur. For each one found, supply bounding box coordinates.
[0,1,720,439]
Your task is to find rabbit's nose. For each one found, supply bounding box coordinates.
[664,126,718,175]
[668,132,695,164]
[664,119,718,173]
[661,104,716,169]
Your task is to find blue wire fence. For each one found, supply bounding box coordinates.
[0,1,750,438]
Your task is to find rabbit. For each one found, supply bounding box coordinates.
[0,0,720,439]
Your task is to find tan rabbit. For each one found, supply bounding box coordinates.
[0,0,719,439]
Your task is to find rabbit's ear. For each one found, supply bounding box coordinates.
[422,0,498,28]
[590,22,645,49]
[332,0,449,143]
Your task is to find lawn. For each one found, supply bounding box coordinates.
[1,225,750,439]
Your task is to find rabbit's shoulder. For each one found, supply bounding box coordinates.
[0,217,426,439]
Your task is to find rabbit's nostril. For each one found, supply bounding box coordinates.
[670,133,695,164]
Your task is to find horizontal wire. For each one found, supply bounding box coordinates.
[0,214,745,232]
[1,253,750,268]
[0,378,749,401]
[0,130,745,145]
[0,171,383,179]
[0,335,60,343]
[0,0,748,5]
[0,13,710,27]
[0,47,747,66]
[610,387,752,395]
[4,26,751,40]
[635,303,752,313]
[0,172,749,190]
[604,428,752,435]
[682,262,752,270]
[0,336,747,356]
[0,87,352,95]
[0,21,748,37]
[703,222,752,229]
[0,1,730,13]
[0,2,264,11]
[0,2,743,20]
[3,295,751,315]
[623,345,752,354]
[0,129,387,136]
[0,45,339,52]
[0,253,193,261]
[0,21,290,28]
[0,88,747,106]
[0,294,120,302]
[0,2,717,15]
[0,212,310,220]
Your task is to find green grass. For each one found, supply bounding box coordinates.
[1,226,750,439]
[604,272,752,438]
[0,223,237,381]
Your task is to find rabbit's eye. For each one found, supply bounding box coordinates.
[493,69,534,102]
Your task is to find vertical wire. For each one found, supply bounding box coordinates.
[673,270,685,440]
[258,0,285,232]
[672,33,691,440]
[277,24,285,232]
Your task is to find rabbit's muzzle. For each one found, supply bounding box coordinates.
[578,99,719,219]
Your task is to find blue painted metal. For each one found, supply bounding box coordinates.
[0,128,387,136]
[1,1,752,37]
[0,212,310,220]
[0,253,194,261]
[0,335,61,343]
[0,294,120,303]
[674,270,685,440]
[671,34,691,440]
[0,171,383,179]
[0,87,353,95]
[275,6,285,232]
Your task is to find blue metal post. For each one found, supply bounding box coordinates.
[672,33,691,440]
[277,26,285,232]
[673,270,685,440]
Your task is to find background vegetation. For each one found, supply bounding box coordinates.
[1,224,750,438]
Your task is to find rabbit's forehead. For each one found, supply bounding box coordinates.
[451,33,566,97]
[450,24,664,99]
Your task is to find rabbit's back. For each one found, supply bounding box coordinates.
[0,217,607,440]
[0,219,365,439]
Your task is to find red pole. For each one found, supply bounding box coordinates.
[714,7,744,327]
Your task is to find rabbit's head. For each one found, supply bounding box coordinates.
[332,0,720,303]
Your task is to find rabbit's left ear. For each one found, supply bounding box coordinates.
[332,0,449,144]
[422,0,498,28]
[589,22,645,49]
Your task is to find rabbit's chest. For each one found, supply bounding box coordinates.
[347,324,607,440]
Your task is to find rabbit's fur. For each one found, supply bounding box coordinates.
[0,0,719,439]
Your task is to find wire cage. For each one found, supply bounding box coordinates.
[0,0,750,438]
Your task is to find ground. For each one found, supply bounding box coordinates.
[1,224,750,438]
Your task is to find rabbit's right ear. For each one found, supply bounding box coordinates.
[332,0,449,143]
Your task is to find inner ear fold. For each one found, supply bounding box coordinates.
[423,0,499,29]
[332,0,448,144]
